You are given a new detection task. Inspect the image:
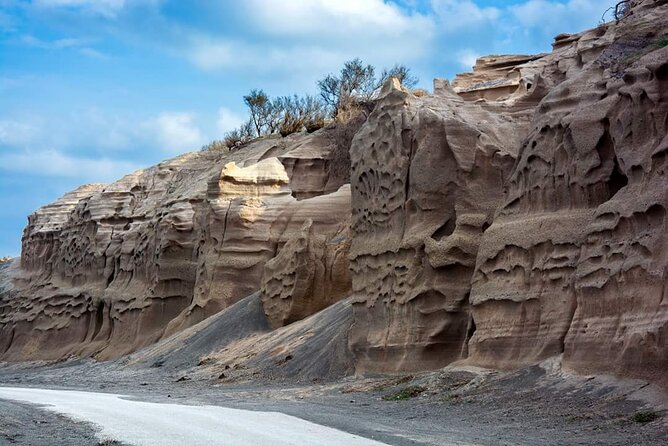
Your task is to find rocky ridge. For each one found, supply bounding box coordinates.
[0,0,666,390]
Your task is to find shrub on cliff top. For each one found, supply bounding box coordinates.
[218,58,417,151]
[317,59,418,117]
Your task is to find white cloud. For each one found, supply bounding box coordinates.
[18,35,108,59]
[20,34,87,49]
[245,0,432,39]
[456,49,480,70]
[512,0,602,26]
[144,112,205,153]
[187,39,349,75]
[79,47,109,59]
[0,119,38,146]
[187,38,235,71]
[185,0,435,85]
[0,148,139,182]
[32,0,129,17]
[430,0,500,31]
[216,107,245,135]
[510,0,611,34]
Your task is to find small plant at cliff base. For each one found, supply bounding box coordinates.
[631,410,662,424]
[656,39,668,48]
[382,385,427,401]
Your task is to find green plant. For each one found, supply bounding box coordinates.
[655,39,668,48]
[244,89,274,136]
[275,95,327,137]
[631,410,661,424]
[382,385,427,401]
[372,375,415,391]
[317,58,418,117]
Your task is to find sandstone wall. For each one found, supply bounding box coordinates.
[348,79,528,372]
[0,131,352,360]
[1,0,666,389]
[469,2,668,387]
[349,1,668,385]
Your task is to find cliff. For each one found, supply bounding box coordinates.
[0,131,352,360]
[1,0,666,389]
[349,0,668,386]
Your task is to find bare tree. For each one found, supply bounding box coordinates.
[317,74,340,112]
[615,1,631,20]
[601,0,632,23]
[318,59,419,117]
[378,64,419,89]
[243,89,272,136]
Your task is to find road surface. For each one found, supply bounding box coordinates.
[0,387,389,446]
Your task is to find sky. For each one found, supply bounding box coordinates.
[0,0,617,256]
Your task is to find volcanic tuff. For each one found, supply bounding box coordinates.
[1,0,666,388]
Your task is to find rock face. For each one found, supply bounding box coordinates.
[348,78,531,373]
[468,1,668,388]
[452,54,546,101]
[0,131,351,360]
[261,219,351,329]
[1,0,666,390]
[349,0,668,385]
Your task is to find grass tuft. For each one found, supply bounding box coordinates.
[655,39,668,48]
[631,410,661,424]
[382,385,427,401]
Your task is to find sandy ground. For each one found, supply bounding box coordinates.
[0,398,110,445]
[0,358,666,446]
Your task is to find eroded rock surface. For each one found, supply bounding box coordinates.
[1,0,666,390]
[261,218,351,329]
[348,79,528,372]
[350,0,668,385]
[0,131,351,360]
[468,1,668,389]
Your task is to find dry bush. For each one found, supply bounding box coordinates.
[223,121,254,149]
[276,95,326,137]
[200,139,229,152]
[328,103,371,185]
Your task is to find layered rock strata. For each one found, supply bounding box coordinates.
[348,78,529,372]
[468,0,668,388]
[349,0,668,385]
[0,0,666,390]
[0,132,351,360]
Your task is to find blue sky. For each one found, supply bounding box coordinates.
[0,0,616,256]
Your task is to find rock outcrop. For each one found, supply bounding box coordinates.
[468,0,668,388]
[452,54,546,101]
[261,219,351,329]
[348,78,528,372]
[349,0,668,386]
[0,131,351,360]
[1,0,666,390]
